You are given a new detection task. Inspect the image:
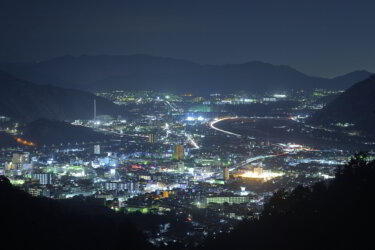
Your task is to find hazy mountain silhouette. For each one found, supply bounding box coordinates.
[0,71,124,122]
[330,70,373,89]
[1,55,371,93]
[310,74,375,136]
[21,119,109,146]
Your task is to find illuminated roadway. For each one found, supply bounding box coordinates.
[230,152,289,172]
[185,133,200,149]
[209,117,242,137]
[209,116,291,173]
[165,100,179,112]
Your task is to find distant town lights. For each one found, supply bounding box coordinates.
[186,116,205,121]
[273,94,287,98]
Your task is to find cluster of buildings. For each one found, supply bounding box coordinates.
[0,89,361,246]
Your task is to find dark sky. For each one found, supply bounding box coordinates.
[1,0,374,77]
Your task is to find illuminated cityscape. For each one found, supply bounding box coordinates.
[1,1,375,250]
[2,88,371,246]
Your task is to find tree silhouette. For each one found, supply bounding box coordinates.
[2,154,375,250]
[200,153,375,250]
[0,176,154,250]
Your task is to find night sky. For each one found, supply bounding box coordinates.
[1,0,374,77]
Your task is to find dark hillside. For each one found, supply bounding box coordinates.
[310,75,375,136]
[200,153,375,250]
[0,176,153,250]
[0,71,124,122]
[21,119,109,146]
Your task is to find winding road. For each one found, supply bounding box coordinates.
[209,117,242,137]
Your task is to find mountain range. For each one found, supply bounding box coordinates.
[1,54,372,94]
[0,71,124,122]
[310,74,375,136]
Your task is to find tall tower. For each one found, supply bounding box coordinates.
[172,145,184,161]
[224,167,229,181]
[94,99,97,120]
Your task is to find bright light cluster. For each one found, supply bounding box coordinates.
[186,116,205,121]
[278,143,316,152]
[240,171,283,181]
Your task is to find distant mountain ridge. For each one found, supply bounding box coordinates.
[0,71,124,122]
[1,54,371,93]
[309,74,375,136]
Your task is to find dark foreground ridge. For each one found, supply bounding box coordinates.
[199,153,375,250]
[0,176,153,250]
[1,154,375,250]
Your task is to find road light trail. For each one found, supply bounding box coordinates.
[186,133,200,149]
[229,152,289,172]
[209,117,242,137]
[165,100,178,112]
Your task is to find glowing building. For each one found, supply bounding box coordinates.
[31,173,54,185]
[94,145,100,155]
[12,152,30,169]
[224,167,230,181]
[205,196,250,205]
[148,134,157,143]
[163,191,169,198]
[239,168,284,181]
[178,162,185,172]
[173,145,184,161]
[253,167,263,175]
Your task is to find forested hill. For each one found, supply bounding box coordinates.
[0,70,124,122]
[0,176,153,250]
[310,74,375,136]
[200,153,375,250]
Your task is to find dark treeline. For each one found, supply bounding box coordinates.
[1,153,375,250]
[199,153,375,250]
[0,177,153,250]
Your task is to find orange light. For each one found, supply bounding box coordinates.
[13,137,35,147]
